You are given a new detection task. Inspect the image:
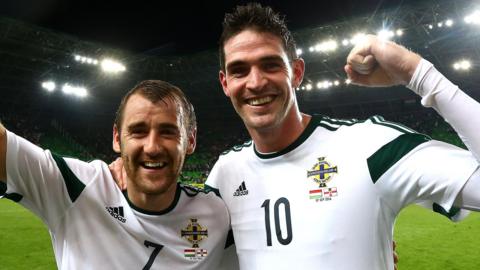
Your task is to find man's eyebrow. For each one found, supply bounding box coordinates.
[126,121,147,131]
[226,55,285,70]
[156,123,180,131]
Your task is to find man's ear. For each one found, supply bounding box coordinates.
[219,70,231,97]
[113,124,121,153]
[291,58,305,89]
[186,127,197,155]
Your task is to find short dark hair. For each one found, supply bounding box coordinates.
[219,3,298,71]
[114,80,196,135]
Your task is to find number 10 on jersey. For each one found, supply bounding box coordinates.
[261,198,293,246]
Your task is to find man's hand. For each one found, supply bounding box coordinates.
[393,240,399,270]
[108,157,127,190]
[345,35,421,87]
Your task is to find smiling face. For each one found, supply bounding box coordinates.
[113,93,195,198]
[219,29,304,134]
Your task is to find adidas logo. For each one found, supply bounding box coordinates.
[233,181,249,196]
[106,206,126,223]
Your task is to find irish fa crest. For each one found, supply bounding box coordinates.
[307,157,339,202]
[181,218,209,261]
[307,157,338,187]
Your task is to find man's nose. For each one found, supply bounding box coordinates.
[246,67,268,91]
[144,131,163,156]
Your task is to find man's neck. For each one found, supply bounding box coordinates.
[250,112,311,154]
[126,182,177,213]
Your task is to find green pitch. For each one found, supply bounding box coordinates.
[1,200,479,269]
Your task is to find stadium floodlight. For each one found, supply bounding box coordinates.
[315,40,338,53]
[350,33,367,45]
[437,22,443,28]
[301,86,305,90]
[465,10,480,25]
[342,39,350,46]
[41,81,56,92]
[445,19,454,27]
[62,83,88,98]
[428,24,434,29]
[317,80,332,89]
[453,59,472,71]
[309,47,315,52]
[296,48,303,56]
[345,78,352,85]
[396,29,404,36]
[101,58,126,73]
[334,80,340,86]
[377,29,394,40]
[74,54,99,66]
[305,84,313,91]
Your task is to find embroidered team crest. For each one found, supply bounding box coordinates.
[307,157,339,202]
[181,218,209,261]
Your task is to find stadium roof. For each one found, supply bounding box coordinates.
[0,0,479,132]
[2,0,419,54]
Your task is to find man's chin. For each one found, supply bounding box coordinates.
[244,115,279,130]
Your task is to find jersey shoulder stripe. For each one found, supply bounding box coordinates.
[51,153,86,203]
[180,183,222,198]
[220,140,253,156]
[369,115,417,134]
[314,114,362,131]
[367,133,431,183]
[203,184,221,198]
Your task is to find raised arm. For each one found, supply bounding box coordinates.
[346,35,480,211]
[345,35,480,161]
[0,122,6,182]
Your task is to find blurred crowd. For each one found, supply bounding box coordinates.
[0,107,464,185]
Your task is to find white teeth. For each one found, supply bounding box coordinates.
[248,96,273,106]
[143,162,166,168]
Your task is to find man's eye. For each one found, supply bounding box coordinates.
[130,129,147,137]
[263,62,282,71]
[229,67,248,78]
[161,129,179,136]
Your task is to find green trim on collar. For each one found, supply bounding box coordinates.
[123,182,181,215]
[254,115,321,159]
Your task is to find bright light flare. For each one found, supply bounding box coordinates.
[465,10,480,25]
[350,33,367,45]
[41,81,56,92]
[377,29,394,40]
[305,84,313,91]
[62,84,88,98]
[296,48,303,56]
[101,58,126,73]
[453,59,472,71]
[315,40,338,53]
[445,19,454,27]
[317,80,332,89]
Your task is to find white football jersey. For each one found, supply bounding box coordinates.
[206,115,478,270]
[3,131,238,270]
